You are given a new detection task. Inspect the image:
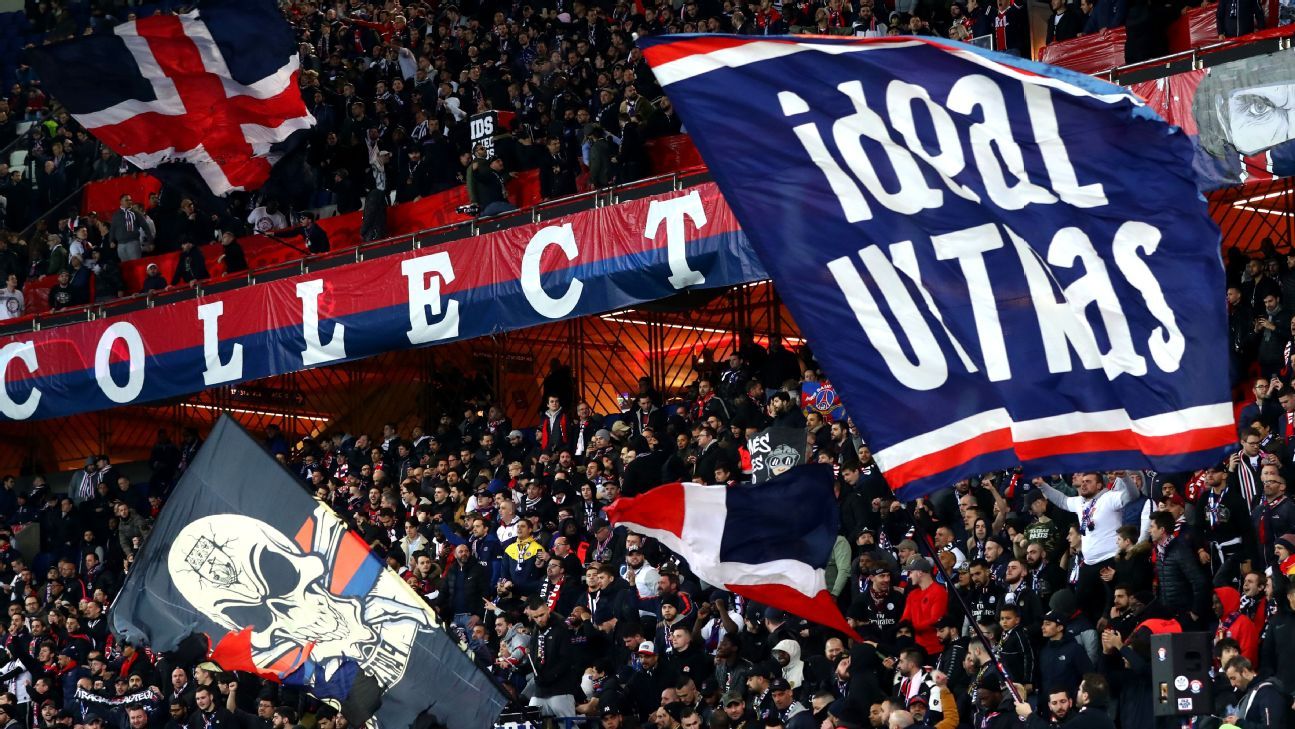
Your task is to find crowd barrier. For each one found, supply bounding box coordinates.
[1038,2,1279,75]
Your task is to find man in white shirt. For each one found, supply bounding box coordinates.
[0,275,23,320]
[621,542,660,618]
[1039,472,1135,622]
[247,199,289,234]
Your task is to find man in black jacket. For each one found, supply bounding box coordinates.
[1217,0,1265,38]
[1149,511,1210,624]
[171,241,209,285]
[1045,0,1085,43]
[1019,672,1116,728]
[1224,656,1287,728]
[439,544,487,626]
[1253,470,1295,567]
[270,212,331,255]
[1259,574,1295,694]
[525,598,577,717]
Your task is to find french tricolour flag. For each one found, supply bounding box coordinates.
[604,464,858,638]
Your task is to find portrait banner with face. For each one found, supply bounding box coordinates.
[109,416,506,729]
[1129,49,1295,189]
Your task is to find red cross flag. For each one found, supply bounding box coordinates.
[27,0,315,196]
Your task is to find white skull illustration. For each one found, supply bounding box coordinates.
[168,514,374,655]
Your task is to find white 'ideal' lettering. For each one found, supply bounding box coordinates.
[782,74,1096,219]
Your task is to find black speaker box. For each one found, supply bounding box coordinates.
[1150,632,1214,716]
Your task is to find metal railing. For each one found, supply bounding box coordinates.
[1094,23,1295,84]
[0,166,713,337]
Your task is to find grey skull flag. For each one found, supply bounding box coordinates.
[109,416,506,729]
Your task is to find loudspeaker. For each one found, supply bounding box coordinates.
[1150,632,1213,716]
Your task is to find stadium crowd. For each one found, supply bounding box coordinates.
[2,0,1260,317]
[0,290,1292,729]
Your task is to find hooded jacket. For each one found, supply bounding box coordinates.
[774,639,805,689]
[1216,586,1259,664]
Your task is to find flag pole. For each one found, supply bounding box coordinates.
[908,518,1025,706]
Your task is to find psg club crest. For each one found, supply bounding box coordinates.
[801,380,847,423]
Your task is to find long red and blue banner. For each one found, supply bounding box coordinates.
[0,183,763,421]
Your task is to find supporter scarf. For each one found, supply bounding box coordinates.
[870,584,889,605]
[1206,486,1230,527]
[1185,470,1211,501]
[1255,496,1286,547]
[1079,492,1105,535]
[1217,611,1242,643]
[541,578,563,611]
[1004,472,1021,500]
[1006,581,1027,606]
[1237,459,1259,511]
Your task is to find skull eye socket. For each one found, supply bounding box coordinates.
[258,548,302,599]
[224,603,273,629]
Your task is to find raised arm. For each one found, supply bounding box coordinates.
[1038,481,1078,513]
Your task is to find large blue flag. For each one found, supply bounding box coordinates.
[641,36,1234,499]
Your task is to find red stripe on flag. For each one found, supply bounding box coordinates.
[603,482,686,538]
[882,427,1014,487]
[884,423,1235,489]
[641,36,763,67]
[1014,425,1236,460]
[726,583,860,641]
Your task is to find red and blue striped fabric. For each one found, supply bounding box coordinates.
[605,463,858,638]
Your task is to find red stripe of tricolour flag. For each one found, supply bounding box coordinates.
[604,480,860,640]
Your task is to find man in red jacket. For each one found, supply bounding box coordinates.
[900,557,948,658]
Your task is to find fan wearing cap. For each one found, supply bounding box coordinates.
[1197,462,1252,582]
[720,691,757,729]
[970,672,1015,729]
[598,702,629,729]
[742,663,777,720]
[621,542,661,614]
[1038,611,1091,698]
[765,677,806,726]
[621,640,672,720]
[897,557,947,657]
[503,429,531,464]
